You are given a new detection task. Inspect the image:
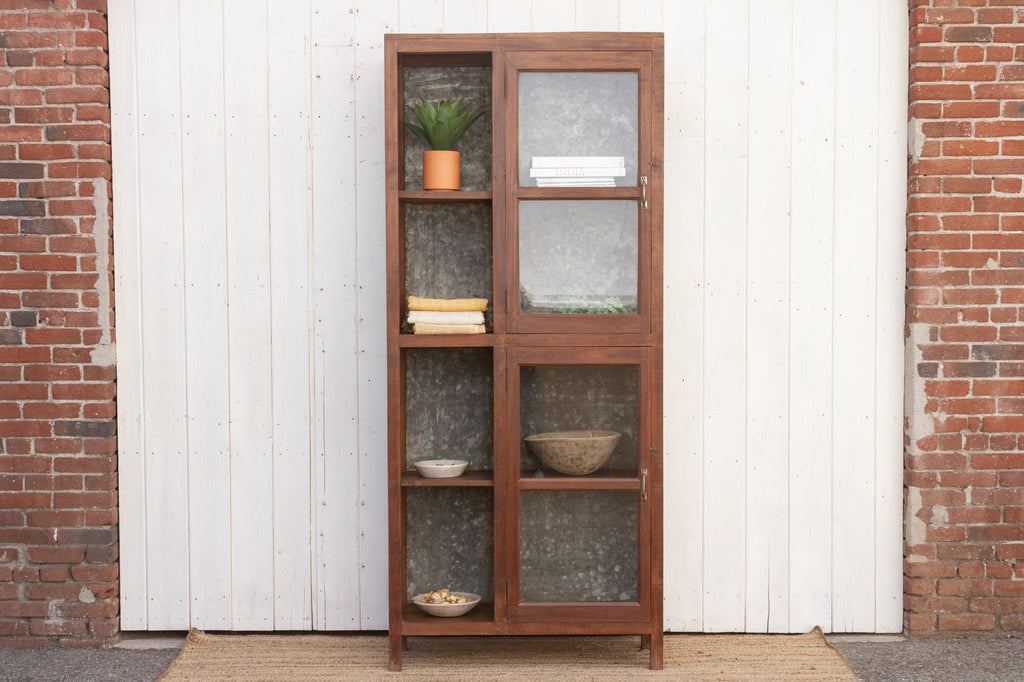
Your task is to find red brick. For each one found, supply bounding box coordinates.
[942,176,991,194]
[938,614,996,631]
[943,139,999,156]
[972,452,1024,469]
[28,619,87,637]
[956,44,986,63]
[24,546,84,564]
[944,101,1001,118]
[44,87,108,106]
[906,595,967,613]
[937,580,993,598]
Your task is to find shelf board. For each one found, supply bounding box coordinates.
[399,190,492,203]
[514,186,640,200]
[518,469,640,491]
[401,470,493,487]
[398,333,496,348]
[401,601,500,635]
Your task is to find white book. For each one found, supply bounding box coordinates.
[529,167,626,178]
[531,155,626,168]
[535,178,616,187]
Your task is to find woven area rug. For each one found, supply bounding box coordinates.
[158,627,857,681]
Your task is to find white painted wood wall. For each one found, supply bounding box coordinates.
[110,0,908,633]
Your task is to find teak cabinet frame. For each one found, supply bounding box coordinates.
[385,32,664,671]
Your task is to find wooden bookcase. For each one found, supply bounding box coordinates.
[385,32,664,670]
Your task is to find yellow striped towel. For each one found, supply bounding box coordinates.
[413,323,486,335]
[408,295,488,312]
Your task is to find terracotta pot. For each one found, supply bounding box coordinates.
[422,150,460,190]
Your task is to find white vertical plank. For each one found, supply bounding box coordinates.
[575,0,617,31]
[134,0,190,631]
[618,0,662,33]
[355,0,398,629]
[267,0,314,630]
[310,1,362,630]
[443,0,487,33]
[487,0,531,32]
[874,0,909,634]
[831,0,880,633]
[223,0,275,630]
[701,0,749,633]
[399,0,442,32]
[787,0,836,634]
[178,0,232,629]
[530,0,574,32]
[662,0,706,633]
[109,0,147,630]
[744,0,792,634]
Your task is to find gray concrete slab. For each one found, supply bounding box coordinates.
[831,635,1024,682]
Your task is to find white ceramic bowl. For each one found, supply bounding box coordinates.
[413,459,469,478]
[412,591,481,617]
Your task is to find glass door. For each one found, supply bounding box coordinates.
[507,346,652,623]
[506,52,654,334]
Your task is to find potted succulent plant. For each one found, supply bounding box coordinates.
[403,97,485,190]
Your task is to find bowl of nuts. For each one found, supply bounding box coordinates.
[412,588,481,617]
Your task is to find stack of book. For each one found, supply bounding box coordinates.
[529,156,626,187]
[407,295,487,334]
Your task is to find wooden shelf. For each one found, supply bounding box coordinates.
[398,333,495,348]
[399,190,492,203]
[514,186,640,200]
[518,469,640,491]
[401,470,494,487]
[401,601,500,635]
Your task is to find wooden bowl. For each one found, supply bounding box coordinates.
[524,430,621,475]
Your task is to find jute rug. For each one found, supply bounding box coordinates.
[158,628,857,681]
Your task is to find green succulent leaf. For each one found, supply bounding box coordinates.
[402,97,485,150]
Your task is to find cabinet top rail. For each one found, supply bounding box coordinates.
[386,32,664,56]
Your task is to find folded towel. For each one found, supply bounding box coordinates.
[413,323,486,335]
[407,310,485,325]
[408,295,488,312]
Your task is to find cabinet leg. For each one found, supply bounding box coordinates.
[640,634,651,650]
[388,631,403,671]
[402,635,410,651]
[648,631,664,670]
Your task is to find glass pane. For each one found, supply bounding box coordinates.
[519,72,638,187]
[519,200,637,314]
[520,491,637,602]
[520,364,639,476]
[406,488,493,601]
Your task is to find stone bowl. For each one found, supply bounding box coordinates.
[413,459,469,478]
[412,591,481,617]
[524,430,621,475]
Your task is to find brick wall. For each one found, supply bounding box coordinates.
[906,0,1024,636]
[0,0,117,645]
